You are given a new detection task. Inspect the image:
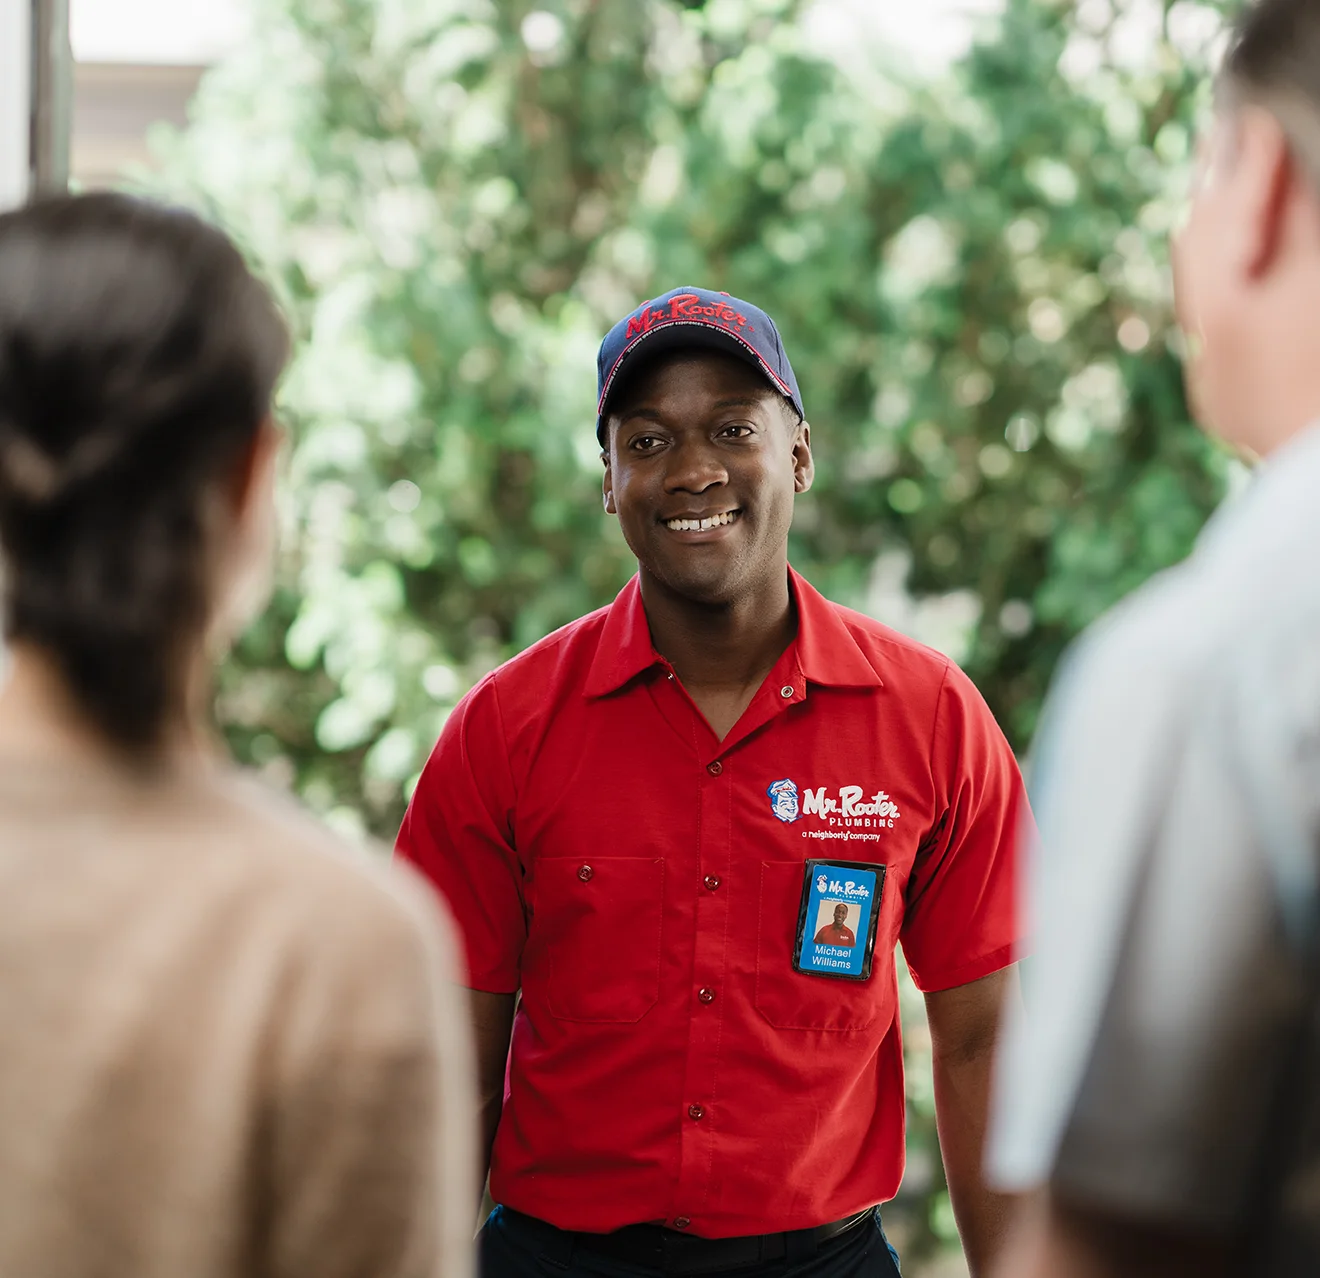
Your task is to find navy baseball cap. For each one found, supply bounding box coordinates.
[595,286,805,444]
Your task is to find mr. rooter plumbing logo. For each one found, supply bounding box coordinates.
[766,779,901,830]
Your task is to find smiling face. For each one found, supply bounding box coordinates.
[602,350,813,607]
[833,903,848,927]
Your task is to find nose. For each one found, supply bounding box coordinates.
[663,435,728,495]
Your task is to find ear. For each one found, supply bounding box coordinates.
[209,418,283,648]
[1235,106,1295,280]
[602,450,617,516]
[227,417,283,518]
[792,421,815,495]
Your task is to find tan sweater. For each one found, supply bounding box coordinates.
[0,756,474,1278]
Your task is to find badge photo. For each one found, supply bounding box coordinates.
[793,860,886,981]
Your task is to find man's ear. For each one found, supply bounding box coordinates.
[793,421,815,495]
[1235,105,1294,281]
[602,451,617,515]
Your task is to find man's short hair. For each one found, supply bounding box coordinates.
[1222,0,1320,186]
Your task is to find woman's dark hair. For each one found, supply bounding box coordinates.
[0,193,289,756]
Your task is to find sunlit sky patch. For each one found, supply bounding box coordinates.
[71,0,1007,69]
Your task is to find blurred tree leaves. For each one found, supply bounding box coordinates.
[149,0,1237,836]
[147,0,1237,1267]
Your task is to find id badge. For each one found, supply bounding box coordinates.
[793,860,885,981]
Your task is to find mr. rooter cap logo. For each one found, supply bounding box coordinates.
[625,293,751,341]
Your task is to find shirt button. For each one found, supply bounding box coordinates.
[703,875,721,891]
[698,988,715,1004]
[673,1217,691,1230]
[706,760,722,776]
[780,685,794,699]
[688,1104,705,1121]
[578,864,593,882]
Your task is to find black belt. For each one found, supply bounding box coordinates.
[500,1205,875,1275]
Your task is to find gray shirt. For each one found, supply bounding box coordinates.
[989,422,1320,1233]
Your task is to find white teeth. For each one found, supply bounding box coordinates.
[666,511,738,532]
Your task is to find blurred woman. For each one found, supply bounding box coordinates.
[0,193,473,1278]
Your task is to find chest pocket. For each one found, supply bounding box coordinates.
[754,861,888,1031]
[527,856,665,1023]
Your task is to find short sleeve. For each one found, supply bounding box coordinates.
[1048,750,1298,1227]
[987,628,1172,1193]
[992,636,1311,1230]
[396,674,526,994]
[899,661,1028,993]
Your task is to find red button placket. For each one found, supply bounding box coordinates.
[671,743,733,1223]
[654,658,805,1229]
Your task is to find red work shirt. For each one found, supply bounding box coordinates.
[398,569,1026,1238]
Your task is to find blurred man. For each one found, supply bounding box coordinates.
[989,2,1320,1274]
[400,286,1030,1277]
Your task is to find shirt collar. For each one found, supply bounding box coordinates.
[583,568,884,699]
[583,576,659,698]
[789,568,885,690]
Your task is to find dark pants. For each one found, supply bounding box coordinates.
[479,1205,903,1278]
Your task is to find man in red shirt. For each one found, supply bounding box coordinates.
[814,903,858,948]
[399,286,1028,1277]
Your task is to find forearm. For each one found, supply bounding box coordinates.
[924,967,1018,1276]
[468,989,516,1200]
[932,1048,1015,1276]
[479,1088,504,1178]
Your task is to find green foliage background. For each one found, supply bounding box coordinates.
[146,0,1238,1268]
